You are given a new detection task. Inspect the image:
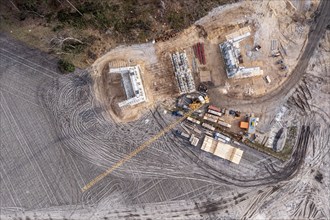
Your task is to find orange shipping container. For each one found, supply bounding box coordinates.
[240,121,249,129]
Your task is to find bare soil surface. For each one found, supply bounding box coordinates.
[1,1,329,219]
[92,0,323,122]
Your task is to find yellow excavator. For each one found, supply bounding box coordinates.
[189,95,210,110]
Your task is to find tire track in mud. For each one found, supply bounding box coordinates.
[153,106,311,188]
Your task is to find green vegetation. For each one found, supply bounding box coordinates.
[58,59,75,73]
[244,126,298,161]
[4,0,236,67]
[11,0,236,44]
[62,40,86,54]
[167,12,185,31]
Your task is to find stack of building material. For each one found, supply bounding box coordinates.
[193,42,206,65]
[189,134,200,147]
[171,51,196,94]
[201,136,244,164]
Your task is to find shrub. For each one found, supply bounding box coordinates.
[58,59,75,73]
[167,12,185,30]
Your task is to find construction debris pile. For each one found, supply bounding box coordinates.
[171,51,196,94]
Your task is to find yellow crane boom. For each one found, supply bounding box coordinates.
[82,103,204,192]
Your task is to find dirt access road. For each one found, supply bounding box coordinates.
[209,0,330,111]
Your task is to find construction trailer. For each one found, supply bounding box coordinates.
[204,113,219,120]
[208,109,222,117]
[214,132,231,142]
[176,130,190,139]
[248,117,257,134]
[203,113,219,123]
[187,116,201,125]
[203,115,218,123]
[218,121,232,128]
[202,123,216,131]
[208,105,221,112]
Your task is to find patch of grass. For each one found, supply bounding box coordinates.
[62,40,86,54]
[57,10,87,29]
[52,24,64,32]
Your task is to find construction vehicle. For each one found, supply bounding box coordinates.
[204,95,210,104]
[198,84,208,93]
[172,111,184,117]
[254,45,261,51]
[280,65,287,71]
[189,101,201,110]
[188,94,210,110]
[198,95,205,104]
[276,60,283,64]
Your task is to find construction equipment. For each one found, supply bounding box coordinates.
[189,94,210,109]
[189,101,201,110]
[198,83,208,93]
[204,95,210,104]
[82,103,205,192]
[172,111,184,117]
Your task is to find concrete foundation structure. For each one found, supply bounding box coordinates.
[219,26,263,79]
[109,65,147,108]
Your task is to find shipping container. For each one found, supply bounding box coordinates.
[208,109,222,117]
[208,105,221,112]
[202,123,215,131]
[181,132,190,139]
[203,116,217,123]
[187,116,201,125]
[194,128,202,134]
[214,132,231,142]
[215,137,227,143]
[204,113,218,119]
[205,131,213,136]
[218,121,232,128]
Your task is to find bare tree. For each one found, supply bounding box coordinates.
[65,0,83,16]
[50,36,84,53]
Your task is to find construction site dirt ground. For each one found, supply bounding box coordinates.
[91,0,320,122]
[1,0,330,219]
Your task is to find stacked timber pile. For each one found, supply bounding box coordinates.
[193,42,206,65]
